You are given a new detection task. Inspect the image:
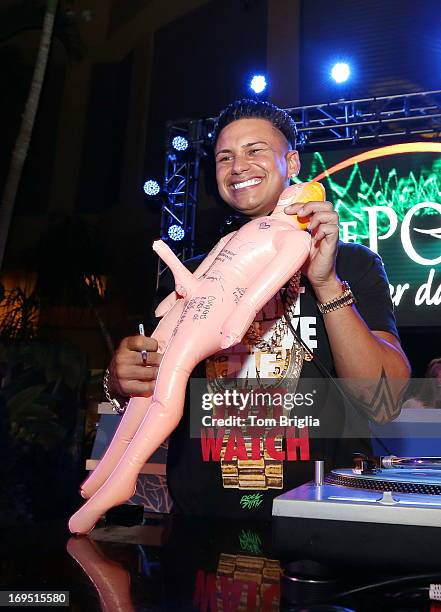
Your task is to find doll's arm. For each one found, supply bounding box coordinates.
[153,241,198,297]
[155,231,236,317]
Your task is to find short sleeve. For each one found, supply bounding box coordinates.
[336,242,399,338]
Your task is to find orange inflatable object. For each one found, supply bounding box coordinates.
[68,181,325,534]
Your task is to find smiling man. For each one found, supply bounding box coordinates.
[105,98,410,519]
[214,116,299,218]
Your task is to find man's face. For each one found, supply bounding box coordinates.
[214,118,300,219]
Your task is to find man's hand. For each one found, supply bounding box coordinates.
[284,199,341,301]
[108,335,162,398]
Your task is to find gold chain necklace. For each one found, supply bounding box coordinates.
[244,272,301,352]
[212,273,306,491]
[206,272,311,395]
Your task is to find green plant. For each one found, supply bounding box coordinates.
[0,338,89,524]
[0,286,39,341]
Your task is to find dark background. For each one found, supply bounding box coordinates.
[1,0,440,376]
[0,0,440,526]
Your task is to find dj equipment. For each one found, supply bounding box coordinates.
[273,455,441,527]
[272,456,441,570]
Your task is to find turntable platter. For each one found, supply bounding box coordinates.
[326,468,441,495]
[273,464,441,527]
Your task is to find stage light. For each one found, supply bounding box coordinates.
[168,224,185,241]
[172,136,189,151]
[331,63,350,84]
[143,180,161,196]
[250,75,267,94]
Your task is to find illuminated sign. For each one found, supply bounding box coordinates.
[297,143,441,326]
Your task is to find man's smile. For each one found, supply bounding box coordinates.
[230,177,263,191]
[215,118,300,218]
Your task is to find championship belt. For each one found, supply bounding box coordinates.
[220,432,283,490]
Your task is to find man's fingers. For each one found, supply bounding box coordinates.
[142,351,162,366]
[284,200,333,215]
[312,222,339,242]
[118,365,159,381]
[119,379,156,398]
[124,335,159,353]
[307,211,339,232]
[115,348,162,367]
[134,351,162,367]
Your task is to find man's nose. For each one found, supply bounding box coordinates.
[231,153,250,174]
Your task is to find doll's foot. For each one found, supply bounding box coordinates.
[69,476,137,534]
[79,474,101,499]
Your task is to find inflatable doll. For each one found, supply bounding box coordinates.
[69,181,325,534]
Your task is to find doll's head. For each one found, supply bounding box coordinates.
[270,182,326,229]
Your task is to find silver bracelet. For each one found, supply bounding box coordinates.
[103,368,129,415]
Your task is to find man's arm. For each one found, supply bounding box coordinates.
[313,288,410,423]
[284,199,410,423]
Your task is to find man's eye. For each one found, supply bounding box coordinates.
[248,148,263,155]
[218,155,232,162]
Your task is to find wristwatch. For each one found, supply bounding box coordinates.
[317,280,356,315]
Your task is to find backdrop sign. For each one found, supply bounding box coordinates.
[296,142,441,326]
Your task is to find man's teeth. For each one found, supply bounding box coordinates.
[233,178,262,190]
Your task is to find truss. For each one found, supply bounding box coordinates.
[288,89,441,147]
[156,120,205,288]
[157,90,441,287]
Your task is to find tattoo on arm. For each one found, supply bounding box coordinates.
[358,367,404,422]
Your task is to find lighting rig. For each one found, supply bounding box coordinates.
[156,89,441,288]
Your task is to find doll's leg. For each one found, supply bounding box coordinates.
[68,359,192,534]
[68,309,223,535]
[79,299,185,499]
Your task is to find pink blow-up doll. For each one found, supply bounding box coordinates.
[69,181,325,534]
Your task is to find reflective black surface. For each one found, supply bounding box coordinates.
[1,512,441,611]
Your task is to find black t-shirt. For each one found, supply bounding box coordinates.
[155,241,398,520]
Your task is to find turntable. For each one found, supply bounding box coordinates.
[273,455,441,527]
[272,456,441,568]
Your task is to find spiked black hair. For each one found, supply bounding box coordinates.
[213,98,297,150]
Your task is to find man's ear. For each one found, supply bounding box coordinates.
[286,150,300,178]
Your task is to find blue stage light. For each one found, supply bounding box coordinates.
[172,136,189,151]
[168,224,185,241]
[143,180,160,196]
[331,62,350,84]
[250,75,267,94]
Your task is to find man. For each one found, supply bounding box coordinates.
[106,99,410,518]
